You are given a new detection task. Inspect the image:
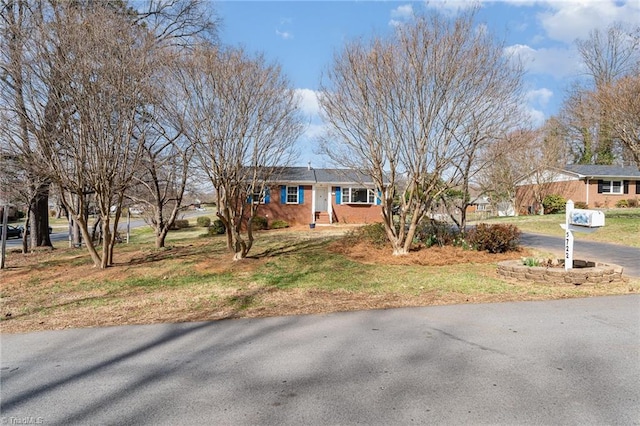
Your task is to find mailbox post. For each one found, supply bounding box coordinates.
[564,201,574,271]
[560,200,605,271]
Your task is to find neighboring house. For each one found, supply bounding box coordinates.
[516,164,640,211]
[252,167,385,226]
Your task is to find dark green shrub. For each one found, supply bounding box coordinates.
[208,219,226,235]
[542,194,566,214]
[574,201,589,209]
[270,220,289,229]
[173,219,189,229]
[414,220,460,248]
[615,199,629,208]
[196,216,211,227]
[467,223,521,253]
[251,216,268,231]
[344,223,388,247]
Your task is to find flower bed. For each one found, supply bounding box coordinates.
[497,259,625,285]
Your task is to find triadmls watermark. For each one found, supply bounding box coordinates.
[1,417,44,425]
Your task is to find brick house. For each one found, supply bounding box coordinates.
[516,165,640,211]
[251,167,385,226]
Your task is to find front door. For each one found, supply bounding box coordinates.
[315,186,328,212]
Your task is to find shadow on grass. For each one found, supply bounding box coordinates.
[252,236,336,259]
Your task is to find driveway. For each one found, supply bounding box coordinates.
[2,295,639,425]
[521,232,640,277]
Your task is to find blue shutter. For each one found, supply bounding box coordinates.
[298,186,304,204]
[264,187,271,204]
[247,194,252,204]
[280,185,286,204]
[376,190,382,205]
[335,187,341,204]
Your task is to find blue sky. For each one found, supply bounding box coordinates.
[216,1,640,165]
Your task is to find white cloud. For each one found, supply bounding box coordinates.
[423,0,480,14]
[391,4,414,19]
[295,88,320,117]
[505,44,580,79]
[275,29,293,40]
[389,3,414,27]
[526,87,553,107]
[537,0,640,44]
[526,107,546,127]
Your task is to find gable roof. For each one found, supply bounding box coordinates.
[563,164,640,179]
[272,167,386,186]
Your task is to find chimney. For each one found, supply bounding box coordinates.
[307,162,311,171]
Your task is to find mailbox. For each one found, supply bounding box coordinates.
[569,209,605,228]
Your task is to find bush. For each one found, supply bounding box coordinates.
[344,223,388,248]
[208,219,226,235]
[251,216,268,231]
[574,201,589,209]
[270,220,289,229]
[627,198,639,208]
[414,220,460,248]
[467,223,521,253]
[615,199,629,208]
[196,216,211,227]
[173,219,189,229]
[542,194,566,214]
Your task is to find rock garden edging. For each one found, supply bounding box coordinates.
[497,259,625,285]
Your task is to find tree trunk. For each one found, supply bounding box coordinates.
[155,230,168,249]
[29,183,52,248]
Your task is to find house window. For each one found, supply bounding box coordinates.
[342,187,375,204]
[286,186,298,204]
[600,180,623,194]
[252,188,265,204]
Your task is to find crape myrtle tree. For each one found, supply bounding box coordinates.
[126,52,196,249]
[183,45,304,260]
[318,10,525,255]
[29,3,157,268]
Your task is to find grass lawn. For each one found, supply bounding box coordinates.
[478,208,640,248]
[1,222,637,334]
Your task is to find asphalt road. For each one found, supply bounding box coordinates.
[2,295,639,425]
[521,232,640,277]
[3,210,209,249]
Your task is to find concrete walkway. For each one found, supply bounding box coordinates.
[2,296,639,425]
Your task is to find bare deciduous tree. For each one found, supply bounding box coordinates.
[0,0,53,250]
[561,22,640,165]
[318,10,524,254]
[596,75,640,167]
[183,46,304,260]
[29,3,156,268]
[126,57,195,248]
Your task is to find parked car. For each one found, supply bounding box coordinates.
[2,224,23,239]
[21,225,53,235]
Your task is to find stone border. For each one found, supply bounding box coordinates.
[497,259,625,285]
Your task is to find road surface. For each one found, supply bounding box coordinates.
[2,295,639,425]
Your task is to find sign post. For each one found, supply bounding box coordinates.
[560,200,605,271]
[564,200,574,271]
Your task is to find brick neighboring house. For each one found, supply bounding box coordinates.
[251,167,386,226]
[516,165,640,211]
